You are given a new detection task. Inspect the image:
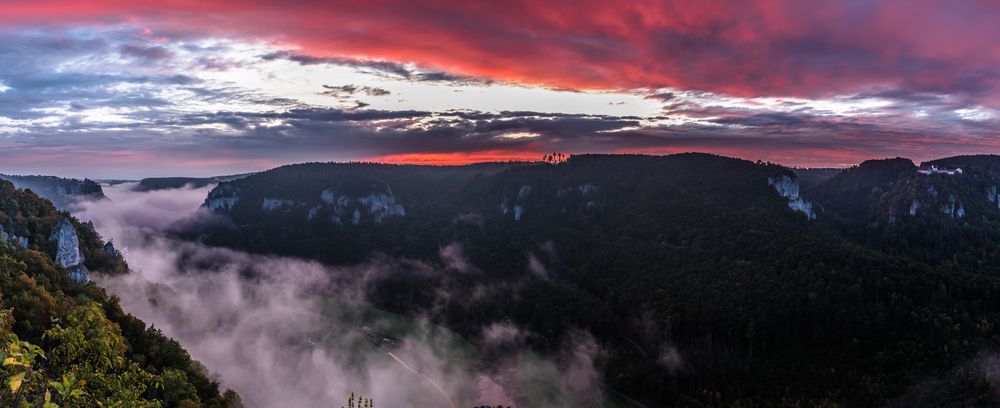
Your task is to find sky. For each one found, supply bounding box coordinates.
[0,0,998,178]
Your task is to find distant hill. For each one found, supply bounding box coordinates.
[176,153,1000,406]
[0,174,107,210]
[807,157,917,220]
[132,173,255,191]
[923,154,1000,175]
[95,179,136,186]
[793,167,842,195]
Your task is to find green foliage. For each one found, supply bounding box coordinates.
[0,181,237,407]
[49,373,87,404]
[159,369,200,406]
[45,302,157,405]
[0,174,106,211]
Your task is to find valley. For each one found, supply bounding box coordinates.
[165,153,1000,406]
[9,153,1000,406]
[72,182,608,407]
[3,4,997,406]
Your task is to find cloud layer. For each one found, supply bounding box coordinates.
[4,1,999,99]
[0,2,999,176]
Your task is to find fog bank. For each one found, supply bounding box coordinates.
[72,183,605,407]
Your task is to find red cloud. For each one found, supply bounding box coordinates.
[3,0,999,103]
[369,150,542,166]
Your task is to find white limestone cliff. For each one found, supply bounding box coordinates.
[48,219,88,283]
[205,184,240,211]
[767,176,815,219]
[317,187,405,224]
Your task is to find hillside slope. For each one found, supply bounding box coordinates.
[182,153,1000,406]
[810,155,1000,272]
[0,180,238,407]
[0,174,107,211]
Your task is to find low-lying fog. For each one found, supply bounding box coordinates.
[71,184,606,407]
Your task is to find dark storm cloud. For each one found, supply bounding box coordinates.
[711,113,806,127]
[261,51,492,85]
[260,51,414,78]
[645,91,676,102]
[134,107,863,163]
[321,84,392,97]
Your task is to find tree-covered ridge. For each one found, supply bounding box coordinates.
[0,181,126,276]
[0,180,239,407]
[133,173,254,192]
[924,155,1000,174]
[807,157,917,220]
[0,174,106,211]
[183,153,1000,406]
[810,155,1000,273]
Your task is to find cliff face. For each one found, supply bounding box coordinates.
[185,154,812,269]
[870,168,996,223]
[211,183,408,225]
[500,185,533,221]
[205,184,240,211]
[768,175,816,219]
[48,218,88,283]
[317,187,406,224]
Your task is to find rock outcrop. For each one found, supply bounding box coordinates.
[317,187,405,224]
[502,185,532,222]
[205,184,240,211]
[768,176,816,219]
[909,200,921,216]
[358,193,405,222]
[48,219,88,283]
[0,224,29,248]
[941,195,966,218]
[262,197,298,211]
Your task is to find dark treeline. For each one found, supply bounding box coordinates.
[175,153,1000,406]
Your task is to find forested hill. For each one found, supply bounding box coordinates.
[0,180,239,407]
[0,174,106,211]
[807,157,916,220]
[807,155,1000,270]
[181,153,1000,406]
[133,173,255,192]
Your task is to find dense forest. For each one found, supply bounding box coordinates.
[0,180,240,407]
[0,175,106,211]
[182,153,1000,406]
